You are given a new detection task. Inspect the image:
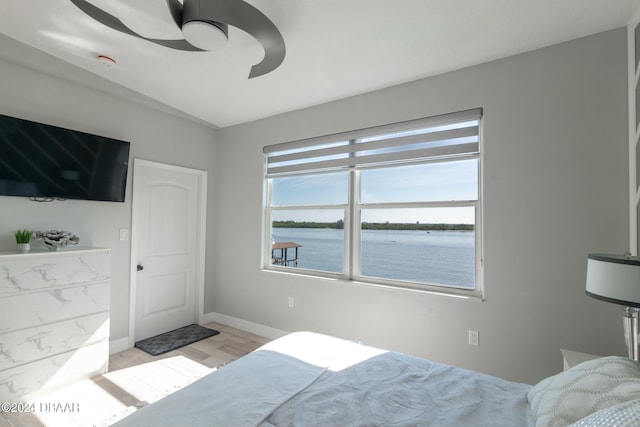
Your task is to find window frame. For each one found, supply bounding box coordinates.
[263,109,484,298]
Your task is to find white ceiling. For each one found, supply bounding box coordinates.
[0,0,638,128]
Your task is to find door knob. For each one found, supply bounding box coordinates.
[137,264,144,271]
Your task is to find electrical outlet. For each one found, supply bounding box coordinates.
[288,296,295,308]
[468,330,479,346]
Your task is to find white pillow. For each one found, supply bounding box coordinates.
[527,356,640,427]
[570,399,640,426]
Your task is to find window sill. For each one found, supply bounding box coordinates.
[261,267,484,301]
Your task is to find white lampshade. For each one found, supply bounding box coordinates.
[182,20,228,51]
[586,254,640,307]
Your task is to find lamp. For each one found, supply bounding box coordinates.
[586,253,640,360]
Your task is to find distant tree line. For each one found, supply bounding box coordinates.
[272,220,473,231]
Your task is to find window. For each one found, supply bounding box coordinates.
[263,109,482,296]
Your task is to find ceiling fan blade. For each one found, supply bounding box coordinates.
[165,0,184,29]
[70,0,285,77]
[184,0,286,78]
[70,0,202,51]
[148,38,202,51]
[70,0,139,38]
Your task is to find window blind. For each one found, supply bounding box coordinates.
[264,108,482,178]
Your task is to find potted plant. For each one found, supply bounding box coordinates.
[14,229,33,253]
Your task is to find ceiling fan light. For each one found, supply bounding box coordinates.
[182,20,228,51]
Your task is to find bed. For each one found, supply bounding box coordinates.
[113,331,640,427]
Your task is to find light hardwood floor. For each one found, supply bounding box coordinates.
[1,322,270,427]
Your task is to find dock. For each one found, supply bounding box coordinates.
[271,241,301,267]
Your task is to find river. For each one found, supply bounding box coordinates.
[271,228,475,288]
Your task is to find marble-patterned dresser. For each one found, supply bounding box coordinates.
[0,247,110,401]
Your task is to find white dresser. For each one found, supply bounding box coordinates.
[0,247,110,401]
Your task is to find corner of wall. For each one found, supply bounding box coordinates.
[628,8,640,255]
[109,336,132,355]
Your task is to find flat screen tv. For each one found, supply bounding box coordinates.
[0,114,130,202]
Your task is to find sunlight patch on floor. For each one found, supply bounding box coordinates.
[24,356,214,427]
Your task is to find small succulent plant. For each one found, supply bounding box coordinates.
[13,229,33,244]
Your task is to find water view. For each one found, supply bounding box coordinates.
[272,227,475,288]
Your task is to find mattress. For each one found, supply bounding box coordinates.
[113,331,533,426]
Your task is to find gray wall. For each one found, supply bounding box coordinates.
[0,36,219,342]
[0,27,629,385]
[214,28,629,384]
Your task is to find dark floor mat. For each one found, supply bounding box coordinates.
[135,324,220,356]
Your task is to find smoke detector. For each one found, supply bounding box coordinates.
[97,55,116,67]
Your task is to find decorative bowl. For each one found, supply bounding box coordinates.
[35,230,79,251]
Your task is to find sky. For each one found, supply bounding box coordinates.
[271,159,477,224]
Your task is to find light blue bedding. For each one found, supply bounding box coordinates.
[112,349,326,427]
[114,332,534,427]
[261,351,533,427]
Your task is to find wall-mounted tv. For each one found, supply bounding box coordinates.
[0,114,130,202]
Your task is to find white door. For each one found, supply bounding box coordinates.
[131,159,207,341]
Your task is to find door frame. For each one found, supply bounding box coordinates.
[128,158,208,345]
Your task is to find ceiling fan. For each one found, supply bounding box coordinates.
[69,0,286,78]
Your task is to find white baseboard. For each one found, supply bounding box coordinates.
[200,312,289,340]
[109,336,131,355]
